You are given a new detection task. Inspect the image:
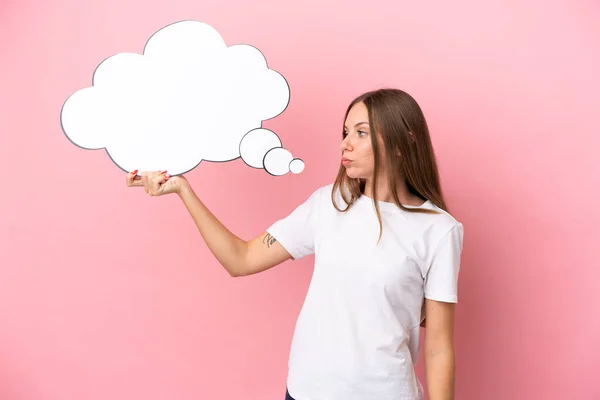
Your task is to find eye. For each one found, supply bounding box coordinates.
[358,130,368,137]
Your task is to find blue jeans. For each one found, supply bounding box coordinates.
[285,388,295,400]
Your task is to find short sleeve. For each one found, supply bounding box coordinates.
[266,187,323,260]
[424,222,464,303]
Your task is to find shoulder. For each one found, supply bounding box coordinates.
[306,182,336,203]
[427,202,461,229]
[299,183,353,216]
[300,183,333,200]
[410,201,464,248]
[291,183,335,211]
[315,182,335,195]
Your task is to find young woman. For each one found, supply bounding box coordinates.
[126,88,464,400]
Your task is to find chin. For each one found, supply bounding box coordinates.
[344,168,365,180]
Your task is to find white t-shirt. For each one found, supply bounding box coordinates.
[267,183,464,400]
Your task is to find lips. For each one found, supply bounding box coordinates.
[341,158,352,166]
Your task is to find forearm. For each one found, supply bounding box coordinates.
[425,346,455,400]
[177,182,247,276]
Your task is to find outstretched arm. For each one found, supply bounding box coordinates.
[178,182,291,276]
[423,298,456,400]
[127,171,292,277]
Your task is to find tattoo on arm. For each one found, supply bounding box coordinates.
[263,233,277,248]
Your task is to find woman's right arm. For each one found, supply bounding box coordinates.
[177,182,292,277]
[128,170,292,277]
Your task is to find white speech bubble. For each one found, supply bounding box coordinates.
[239,128,282,169]
[60,20,304,176]
[264,147,294,176]
[289,158,305,174]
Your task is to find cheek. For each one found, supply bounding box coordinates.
[358,144,375,165]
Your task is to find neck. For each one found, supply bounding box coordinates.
[363,177,424,206]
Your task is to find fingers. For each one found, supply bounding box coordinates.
[126,169,172,196]
[125,170,143,187]
[150,171,166,195]
[142,174,149,194]
[129,170,170,195]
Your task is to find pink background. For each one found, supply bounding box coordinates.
[1,0,599,399]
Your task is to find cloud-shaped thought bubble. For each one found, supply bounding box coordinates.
[60,20,304,176]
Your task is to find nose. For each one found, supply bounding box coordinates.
[340,135,353,152]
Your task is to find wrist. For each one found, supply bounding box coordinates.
[176,179,192,197]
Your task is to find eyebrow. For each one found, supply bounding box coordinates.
[344,122,369,129]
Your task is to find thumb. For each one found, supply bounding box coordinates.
[126,170,142,187]
[155,171,173,194]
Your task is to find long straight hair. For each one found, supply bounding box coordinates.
[332,88,448,241]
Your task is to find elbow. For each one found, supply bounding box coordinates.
[225,265,242,277]
[227,242,250,277]
[228,269,243,278]
[225,262,250,278]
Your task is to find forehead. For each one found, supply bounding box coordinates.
[344,102,369,125]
